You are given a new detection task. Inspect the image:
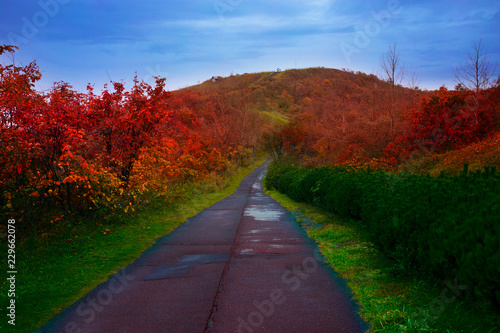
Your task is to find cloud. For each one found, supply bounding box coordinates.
[2,0,499,92]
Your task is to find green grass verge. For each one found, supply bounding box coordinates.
[0,155,268,332]
[265,188,500,333]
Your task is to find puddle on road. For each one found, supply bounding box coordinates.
[244,206,286,221]
[248,229,268,234]
[252,182,262,191]
[250,171,266,191]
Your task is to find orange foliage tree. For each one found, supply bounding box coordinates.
[1,46,260,230]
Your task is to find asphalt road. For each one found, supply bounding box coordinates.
[38,162,368,333]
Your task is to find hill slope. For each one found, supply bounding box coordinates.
[402,132,500,176]
[181,67,499,173]
[184,67,426,161]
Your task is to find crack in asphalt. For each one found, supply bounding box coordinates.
[204,188,253,332]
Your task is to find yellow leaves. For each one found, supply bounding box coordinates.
[321,79,333,88]
[124,202,134,213]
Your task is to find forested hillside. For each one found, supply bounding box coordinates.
[192,67,500,172]
[194,68,424,162]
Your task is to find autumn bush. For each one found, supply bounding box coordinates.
[268,162,500,308]
[0,45,263,233]
[384,86,499,167]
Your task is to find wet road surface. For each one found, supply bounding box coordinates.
[38,162,368,333]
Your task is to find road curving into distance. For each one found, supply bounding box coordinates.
[38,162,368,333]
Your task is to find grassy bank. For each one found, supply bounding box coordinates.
[401,132,500,176]
[0,155,268,332]
[265,189,500,332]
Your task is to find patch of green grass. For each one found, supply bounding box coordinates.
[260,110,289,125]
[273,70,285,80]
[0,155,268,332]
[265,189,500,333]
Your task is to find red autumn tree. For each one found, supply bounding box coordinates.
[0,45,42,181]
[384,86,497,164]
[86,77,172,185]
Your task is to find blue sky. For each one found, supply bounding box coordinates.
[1,0,499,92]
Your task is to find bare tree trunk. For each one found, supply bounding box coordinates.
[380,42,405,137]
[454,39,497,93]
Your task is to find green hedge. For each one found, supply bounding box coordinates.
[264,162,296,191]
[267,163,500,307]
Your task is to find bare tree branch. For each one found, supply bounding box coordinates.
[407,68,421,90]
[380,42,406,136]
[454,39,498,93]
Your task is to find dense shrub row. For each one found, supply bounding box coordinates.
[266,162,500,306]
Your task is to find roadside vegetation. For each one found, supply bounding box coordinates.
[0,155,267,332]
[258,40,500,331]
[265,183,500,332]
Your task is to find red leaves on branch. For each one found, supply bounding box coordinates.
[384,86,499,165]
[1,47,257,225]
[86,76,172,184]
